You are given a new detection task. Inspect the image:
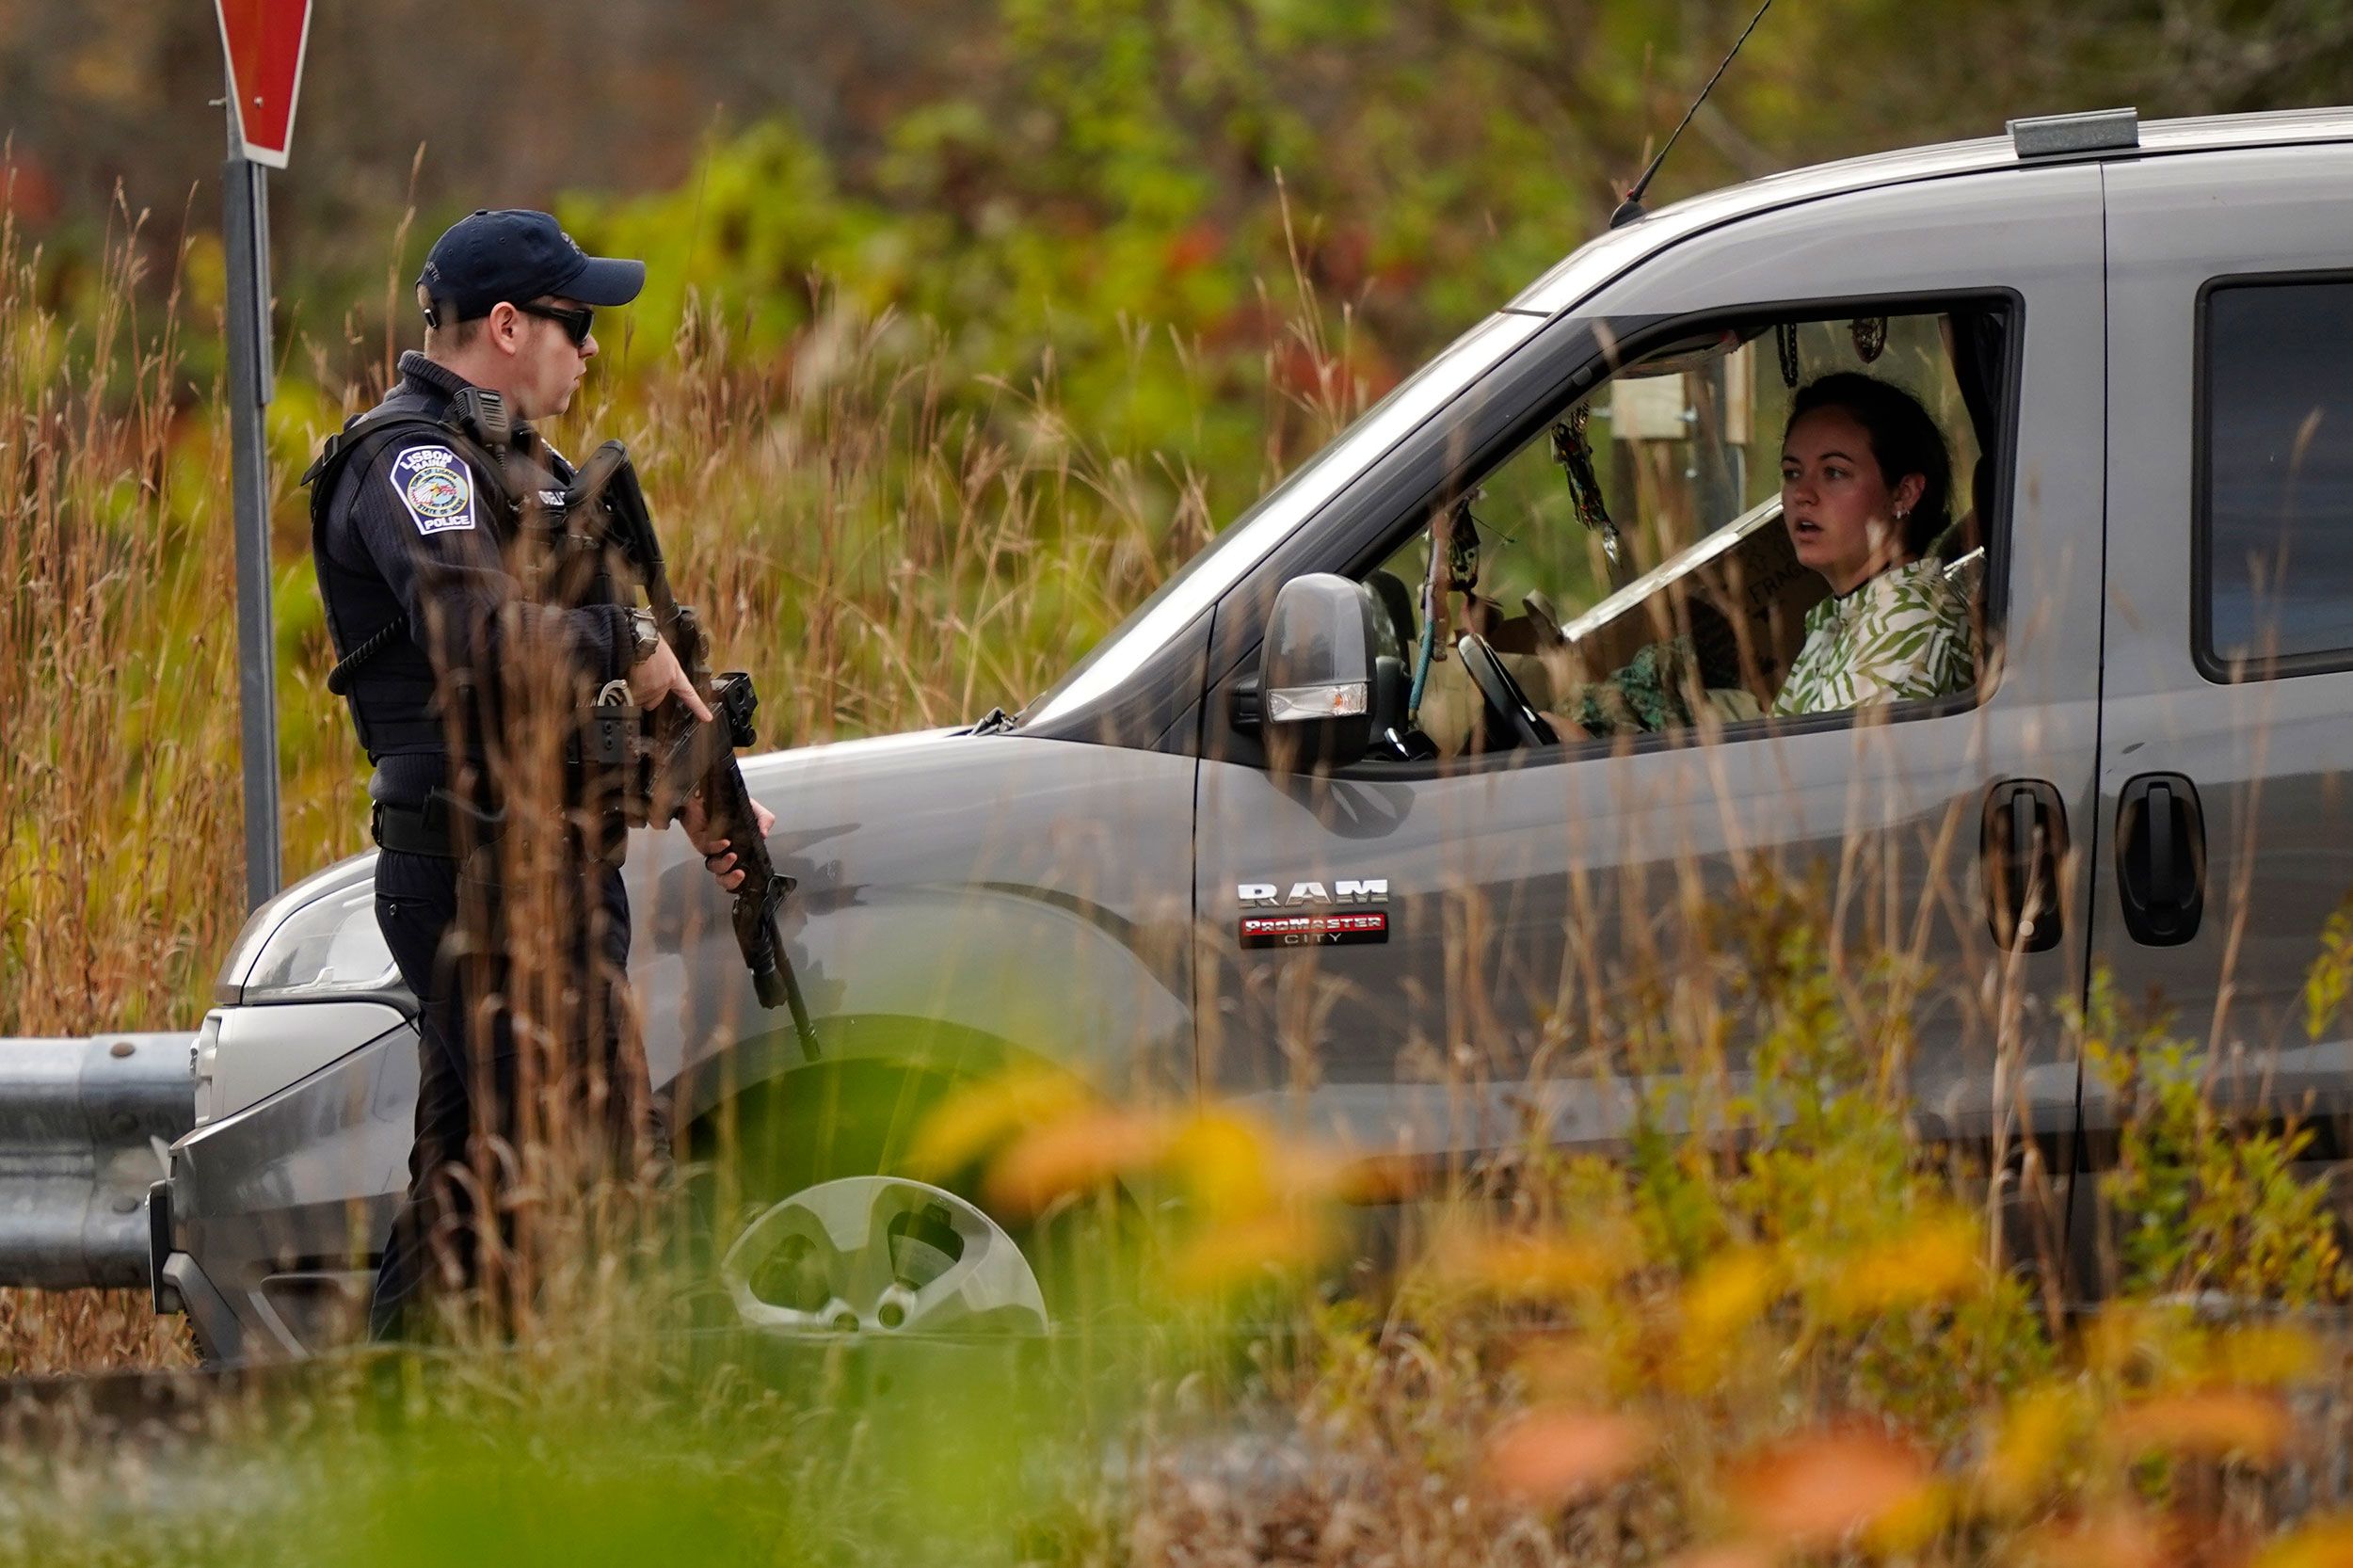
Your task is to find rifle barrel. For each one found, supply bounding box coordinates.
[570,440,817,1048]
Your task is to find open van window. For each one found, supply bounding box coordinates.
[1359,302,2008,760]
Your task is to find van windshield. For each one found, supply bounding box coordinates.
[1020,310,1546,728]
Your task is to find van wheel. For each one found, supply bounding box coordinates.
[682,1064,1137,1337]
[721,1176,1048,1336]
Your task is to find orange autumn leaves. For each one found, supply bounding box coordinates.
[1450,1208,1980,1548]
[907,1066,1339,1295]
[1487,1407,1660,1507]
[1484,1375,2321,1566]
[1486,1416,1935,1555]
[911,1069,2343,1568]
[1430,1201,1989,1400]
[1451,1196,2332,1566]
[1722,1428,1938,1551]
[2111,1389,2295,1465]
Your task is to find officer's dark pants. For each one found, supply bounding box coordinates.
[366,846,653,1341]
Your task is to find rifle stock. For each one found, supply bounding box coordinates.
[570,441,818,1056]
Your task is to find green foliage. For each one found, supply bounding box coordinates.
[538,0,1824,546]
[2077,970,2350,1305]
[2303,893,2353,1044]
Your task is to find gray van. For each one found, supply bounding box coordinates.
[152,105,2353,1360]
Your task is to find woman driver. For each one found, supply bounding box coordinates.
[1770,372,1974,714]
[1539,370,1974,737]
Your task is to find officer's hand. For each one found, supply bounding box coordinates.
[683,794,777,893]
[628,639,714,724]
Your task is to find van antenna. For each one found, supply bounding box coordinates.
[1609,0,1778,231]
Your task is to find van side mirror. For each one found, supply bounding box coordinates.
[1261,572,1382,774]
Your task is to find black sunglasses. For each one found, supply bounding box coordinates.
[516,300,595,346]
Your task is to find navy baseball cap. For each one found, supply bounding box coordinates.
[417,209,645,325]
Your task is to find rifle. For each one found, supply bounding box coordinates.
[567,441,819,1059]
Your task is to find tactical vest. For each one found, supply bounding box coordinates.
[302,393,586,762]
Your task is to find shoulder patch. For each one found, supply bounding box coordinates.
[389,445,475,535]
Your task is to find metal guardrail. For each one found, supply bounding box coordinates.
[0,1033,195,1289]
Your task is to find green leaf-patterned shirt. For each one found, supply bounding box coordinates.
[1770,558,1974,716]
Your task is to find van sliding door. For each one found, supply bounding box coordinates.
[2093,147,2353,1144]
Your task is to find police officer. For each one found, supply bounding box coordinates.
[307,209,768,1338]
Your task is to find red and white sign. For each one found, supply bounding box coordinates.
[213,0,312,168]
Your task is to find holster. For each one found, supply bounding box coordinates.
[370,791,508,860]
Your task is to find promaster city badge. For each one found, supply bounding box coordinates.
[1235,877,1390,947]
[390,445,476,535]
[1240,911,1389,949]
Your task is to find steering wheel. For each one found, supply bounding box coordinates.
[1456,632,1557,750]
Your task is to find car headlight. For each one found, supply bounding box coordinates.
[240,880,402,1001]
[191,1012,222,1125]
[214,855,398,1005]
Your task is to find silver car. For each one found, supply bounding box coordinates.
[154,105,2353,1359]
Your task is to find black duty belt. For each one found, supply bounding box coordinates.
[370,792,506,860]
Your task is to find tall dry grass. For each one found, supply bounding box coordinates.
[0,193,247,1039]
[0,194,247,1376]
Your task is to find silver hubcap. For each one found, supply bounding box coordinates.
[721,1176,1049,1336]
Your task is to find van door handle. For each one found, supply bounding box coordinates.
[1982,779,2067,952]
[2116,772,2204,947]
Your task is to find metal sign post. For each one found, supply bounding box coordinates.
[213,0,311,907]
[222,113,280,909]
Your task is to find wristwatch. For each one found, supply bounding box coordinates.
[626,608,660,667]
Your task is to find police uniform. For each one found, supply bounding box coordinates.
[306,212,654,1338]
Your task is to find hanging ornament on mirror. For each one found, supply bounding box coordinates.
[1775,321,1801,389]
[1446,495,1482,590]
[1850,316,1888,362]
[1552,405,1629,586]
